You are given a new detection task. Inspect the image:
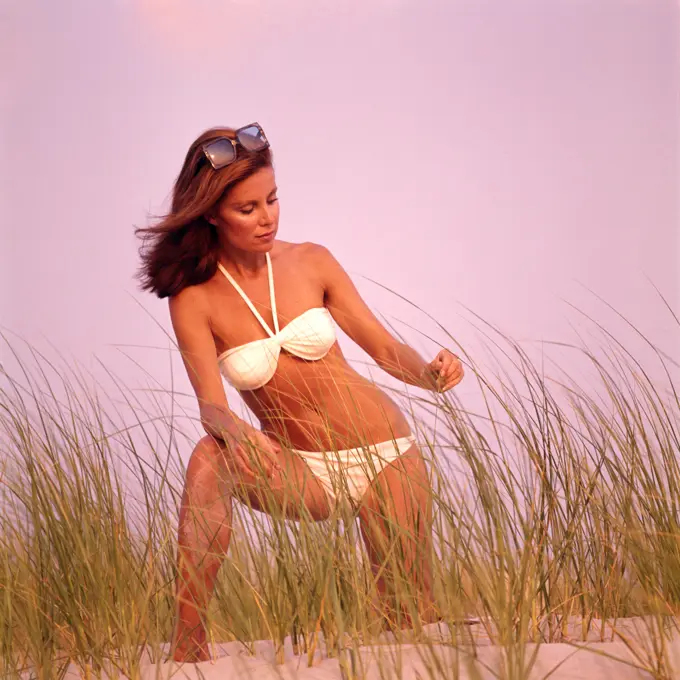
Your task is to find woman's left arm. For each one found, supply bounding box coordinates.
[311,243,464,392]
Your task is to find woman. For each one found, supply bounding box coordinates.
[135,123,464,663]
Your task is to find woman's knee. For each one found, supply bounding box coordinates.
[185,435,229,487]
[180,437,233,527]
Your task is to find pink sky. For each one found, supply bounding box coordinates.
[1,0,678,472]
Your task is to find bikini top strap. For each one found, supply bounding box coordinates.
[265,252,280,334]
[216,252,280,337]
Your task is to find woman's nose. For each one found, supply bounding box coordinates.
[260,206,275,224]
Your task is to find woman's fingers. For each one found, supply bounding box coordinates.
[447,368,464,389]
[236,453,255,477]
[246,445,271,477]
[435,355,453,382]
[222,447,252,477]
[226,439,261,477]
[437,353,464,391]
[255,434,282,475]
[444,374,462,390]
[221,430,281,479]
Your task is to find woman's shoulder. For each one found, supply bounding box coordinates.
[168,283,209,318]
[276,242,343,291]
[273,239,331,267]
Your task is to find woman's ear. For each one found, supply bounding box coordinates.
[205,209,220,228]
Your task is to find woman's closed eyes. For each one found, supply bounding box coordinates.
[240,197,278,215]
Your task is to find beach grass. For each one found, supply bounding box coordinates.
[0,296,679,679]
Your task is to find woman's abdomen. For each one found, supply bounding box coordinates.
[243,351,411,451]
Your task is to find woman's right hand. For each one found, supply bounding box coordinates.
[222,426,282,479]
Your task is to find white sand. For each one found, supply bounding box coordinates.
[27,617,680,679]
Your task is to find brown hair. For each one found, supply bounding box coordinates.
[134,126,273,298]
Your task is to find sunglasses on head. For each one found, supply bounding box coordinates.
[200,122,270,170]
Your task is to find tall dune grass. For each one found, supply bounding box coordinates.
[0,296,679,679]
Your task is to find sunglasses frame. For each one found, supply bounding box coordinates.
[201,122,270,170]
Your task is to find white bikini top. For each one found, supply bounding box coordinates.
[216,252,336,391]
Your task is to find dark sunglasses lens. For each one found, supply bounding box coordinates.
[238,125,268,151]
[204,139,235,169]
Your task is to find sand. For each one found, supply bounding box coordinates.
[22,617,680,679]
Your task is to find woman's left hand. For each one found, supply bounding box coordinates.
[422,349,464,392]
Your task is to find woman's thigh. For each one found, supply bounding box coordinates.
[356,443,433,552]
[203,435,332,522]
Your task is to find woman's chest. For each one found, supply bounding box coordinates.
[207,273,326,357]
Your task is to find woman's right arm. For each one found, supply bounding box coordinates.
[168,287,249,441]
[168,288,281,476]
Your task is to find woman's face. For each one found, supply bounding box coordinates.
[209,165,280,251]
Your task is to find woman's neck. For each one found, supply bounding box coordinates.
[217,243,268,279]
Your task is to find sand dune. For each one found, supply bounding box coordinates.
[38,617,680,679]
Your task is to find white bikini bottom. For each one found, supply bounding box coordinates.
[291,435,417,510]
